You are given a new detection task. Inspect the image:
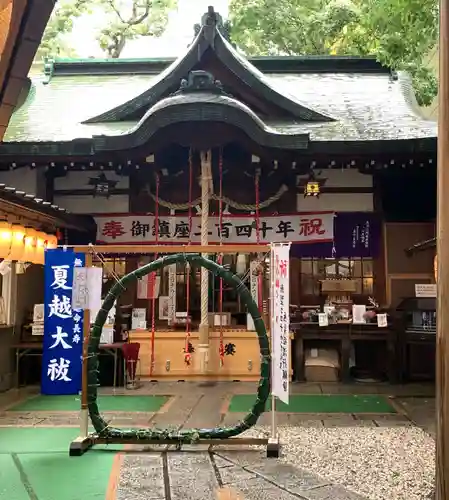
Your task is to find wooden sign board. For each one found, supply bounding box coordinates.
[321,279,357,293]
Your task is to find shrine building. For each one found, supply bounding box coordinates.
[0,7,437,383]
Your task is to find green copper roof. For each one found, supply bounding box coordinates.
[4,74,151,142]
[4,70,436,144]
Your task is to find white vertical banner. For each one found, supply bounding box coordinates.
[167,209,177,326]
[137,257,150,299]
[271,243,291,405]
[168,264,177,325]
[250,259,259,306]
[87,267,103,320]
[72,267,88,310]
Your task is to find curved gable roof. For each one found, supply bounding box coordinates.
[93,89,310,152]
[84,6,334,124]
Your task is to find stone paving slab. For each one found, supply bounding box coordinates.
[116,454,165,500]
[169,453,219,500]
[115,450,369,500]
[300,484,368,500]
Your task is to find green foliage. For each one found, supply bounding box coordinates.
[38,0,177,60]
[229,0,439,106]
[38,0,91,59]
[96,0,177,58]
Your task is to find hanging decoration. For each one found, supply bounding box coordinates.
[46,234,58,250]
[218,147,225,366]
[148,185,288,212]
[9,224,26,261]
[0,223,57,265]
[167,209,177,326]
[184,148,194,366]
[183,342,195,355]
[149,173,160,377]
[0,221,12,259]
[22,228,37,263]
[34,231,48,265]
[297,168,327,198]
[88,173,118,198]
[254,171,263,312]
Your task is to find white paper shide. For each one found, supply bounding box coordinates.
[271,243,291,405]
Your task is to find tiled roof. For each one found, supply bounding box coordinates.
[4,69,436,144]
[0,183,94,231]
[1,7,437,147]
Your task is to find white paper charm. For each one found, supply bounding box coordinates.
[318,312,329,327]
[377,313,388,328]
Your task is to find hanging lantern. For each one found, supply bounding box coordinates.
[46,233,58,250]
[434,254,438,282]
[8,224,26,261]
[304,180,320,197]
[22,228,37,263]
[34,231,47,265]
[0,221,12,259]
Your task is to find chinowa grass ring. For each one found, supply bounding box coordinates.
[87,253,271,443]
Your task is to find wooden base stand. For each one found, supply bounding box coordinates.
[68,434,279,457]
[69,436,94,456]
[266,437,280,458]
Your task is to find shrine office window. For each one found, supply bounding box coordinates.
[300,258,374,296]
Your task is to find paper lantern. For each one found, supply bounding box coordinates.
[8,224,26,261]
[46,234,58,250]
[22,228,37,263]
[0,221,11,259]
[34,231,47,265]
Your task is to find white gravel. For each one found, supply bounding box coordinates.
[241,425,435,500]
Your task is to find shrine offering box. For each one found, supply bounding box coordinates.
[304,347,340,382]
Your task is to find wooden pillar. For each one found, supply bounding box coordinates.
[436,1,449,497]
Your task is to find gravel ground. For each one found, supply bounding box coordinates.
[240,425,435,500]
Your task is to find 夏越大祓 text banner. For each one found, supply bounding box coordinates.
[95,213,335,245]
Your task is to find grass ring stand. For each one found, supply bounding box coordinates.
[69,253,280,457]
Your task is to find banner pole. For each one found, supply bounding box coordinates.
[80,252,92,439]
[269,243,277,441]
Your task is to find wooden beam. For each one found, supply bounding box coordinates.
[69,244,271,254]
[436,0,449,497]
[93,437,269,446]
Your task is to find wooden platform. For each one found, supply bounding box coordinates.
[129,329,293,381]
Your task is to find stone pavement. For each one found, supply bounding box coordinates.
[0,381,436,500]
[116,448,369,500]
[0,381,436,433]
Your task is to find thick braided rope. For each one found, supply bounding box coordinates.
[200,151,211,329]
[148,185,288,212]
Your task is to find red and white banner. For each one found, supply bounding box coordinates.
[271,243,291,405]
[94,213,334,245]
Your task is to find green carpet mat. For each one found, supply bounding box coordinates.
[7,394,169,412]
[0,428,118,500]
[228,394,397,413]
[0,427,123,454]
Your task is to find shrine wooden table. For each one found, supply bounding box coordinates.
[11,342,123,388]
[290,323,398,383]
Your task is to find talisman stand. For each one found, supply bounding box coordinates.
[68,243,281,458]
